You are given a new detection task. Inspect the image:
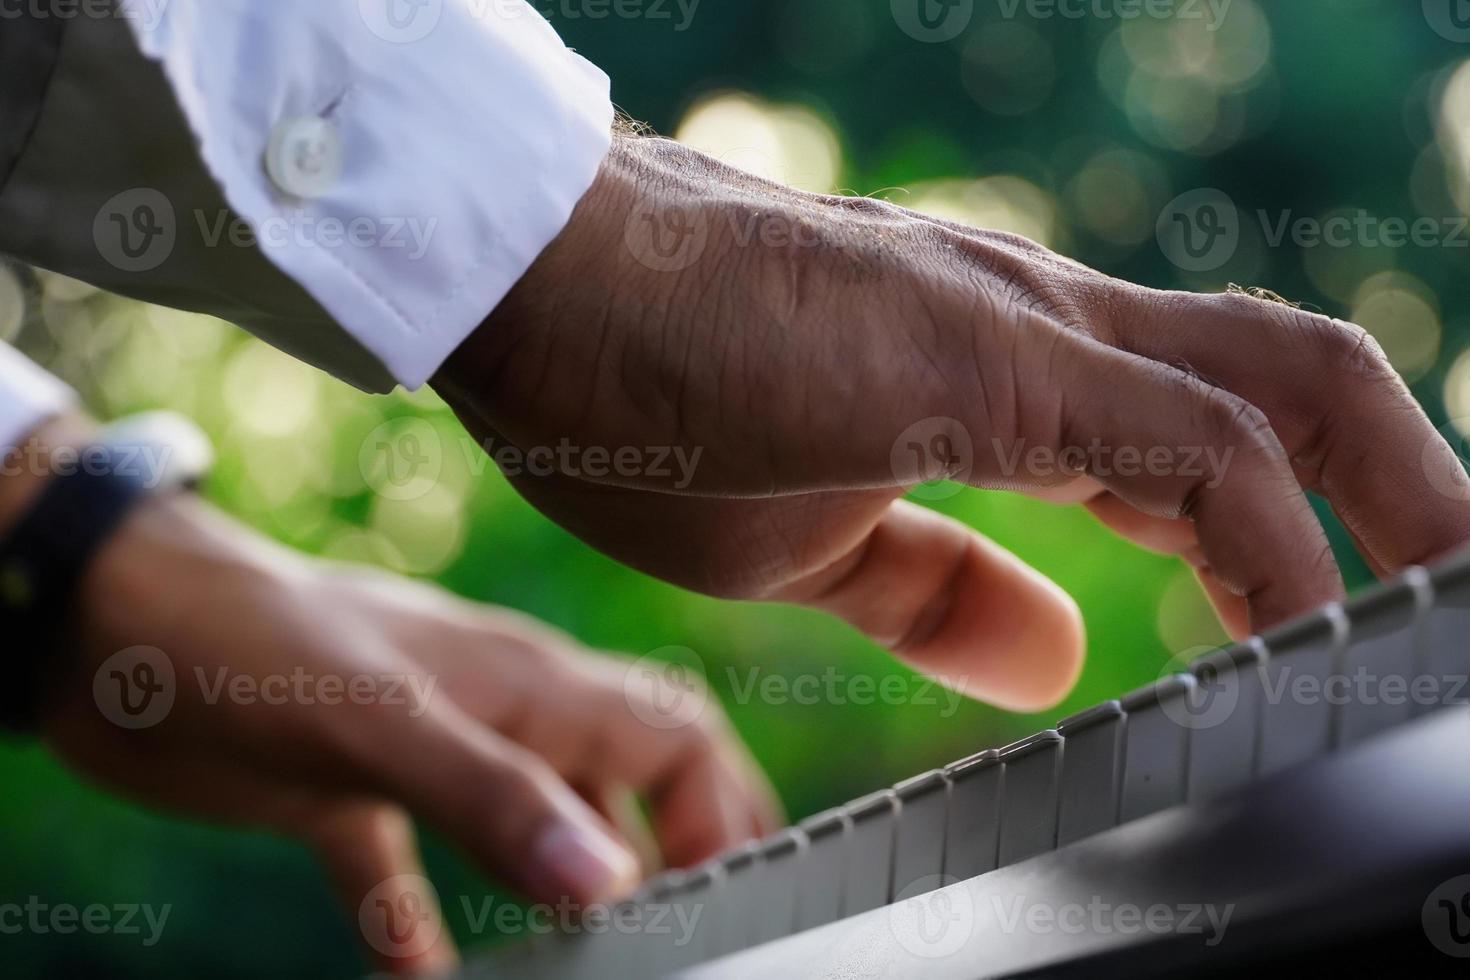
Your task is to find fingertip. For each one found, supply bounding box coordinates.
[911,545,1087,713]
[976,574,1085,713]
[530,819,641,907]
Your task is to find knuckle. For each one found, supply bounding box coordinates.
[1200,387,1276,450]
[819,193,908,222]
[491,751,556,809]
[1314,317,1398,386]
[687,694,728,737]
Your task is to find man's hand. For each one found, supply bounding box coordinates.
[39,491,778,974]
[435,133,1470,711]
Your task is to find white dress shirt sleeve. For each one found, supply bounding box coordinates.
[120,0,614,391]
[0,343,76,454]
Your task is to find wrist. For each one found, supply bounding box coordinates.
[75,494,297,658]
[431,134,680,422]
[0,413,99,539]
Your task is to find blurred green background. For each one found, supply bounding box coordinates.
[4,0,1470,974]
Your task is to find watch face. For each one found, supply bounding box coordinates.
[98,412,214,491]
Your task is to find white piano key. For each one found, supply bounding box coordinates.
[653,866,719,975]
[842,789,898,915]
[637,871,692,978]
[793,809,847,931]
[941,749,1002,881]
[1119,675,1195,822]
[459,934,539,980]
[1339,571,1429,743]
[748,830,805,947]
[891,770,950,897]
[676,863,723,975]
[1426,556,1470,709]
[516,895,644,980]
[487,936,564,980]
[1056,701,1125,846]
[1257,606,1348,774]
[998,730,1062,865]
[1184,639,1266,801]
[703,841,761,960]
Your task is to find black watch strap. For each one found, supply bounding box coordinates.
[0,449,154,732]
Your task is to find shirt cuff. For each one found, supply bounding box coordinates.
[0,343,76,454]
[126,0,614,390]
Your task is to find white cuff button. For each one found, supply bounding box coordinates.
[265,116,344,200]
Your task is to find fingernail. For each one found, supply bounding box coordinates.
[532,821,639,904]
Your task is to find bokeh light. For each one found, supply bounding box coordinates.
[962,22,1057,117]
[0,264,24,344]
[674,91,843,193]
[1349,270,1442,383]
[906,176,1060,248]
[5,5,1469,975]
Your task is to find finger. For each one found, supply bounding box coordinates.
[774,499,1085,712]
[723,742,785,839]
[1085,491,1199,557]
[1056,340,1344,632]
[1026,474,1108,505]
[309,805,459,976]
[463,641,778,870]
[582,782,661,875]
[648,734,764,867]
[1120,289,1470,574]
[1195,566,1252,642]
[486,465,1084,710]
[1086,493,1251,640]
[580,670,774,868]
[340,698,641,907]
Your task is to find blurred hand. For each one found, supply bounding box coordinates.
[435,133,1470,711]
[39,490,778,975]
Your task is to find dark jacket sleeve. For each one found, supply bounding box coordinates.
[0,7,391,392]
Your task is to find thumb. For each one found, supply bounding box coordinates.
[776,500,1086,712]
[340,700,641,908]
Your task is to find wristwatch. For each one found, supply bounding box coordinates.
[0,411,213,732]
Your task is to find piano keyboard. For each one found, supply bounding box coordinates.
[459,552,1470,979]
